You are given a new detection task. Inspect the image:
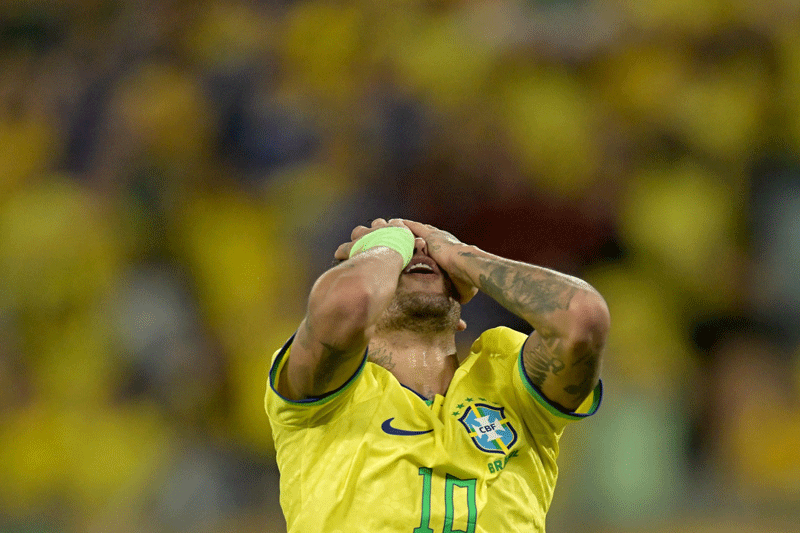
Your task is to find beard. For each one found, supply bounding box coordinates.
[375,290,462,335]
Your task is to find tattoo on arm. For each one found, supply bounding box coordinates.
[313,342,349,389]
[524,333,601,408]
[458,252,577,322]
[480,266,576,319]
[524,335,565,387]
[563,350,599,398]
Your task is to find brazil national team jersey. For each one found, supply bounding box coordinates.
[265,326,602,533]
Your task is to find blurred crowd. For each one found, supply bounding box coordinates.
[1,0,799,532]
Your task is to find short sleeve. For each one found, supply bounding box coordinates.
[512,348,602,434]
[469,326,602,436]
[264,333,369,427]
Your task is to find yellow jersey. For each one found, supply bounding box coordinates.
[265,326,601,533]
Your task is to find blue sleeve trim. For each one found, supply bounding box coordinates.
[268,333,369,406]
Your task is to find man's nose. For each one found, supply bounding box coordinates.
[414,236,427,255]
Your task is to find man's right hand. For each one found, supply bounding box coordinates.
[334,218,413,261]
[277,218,413,400]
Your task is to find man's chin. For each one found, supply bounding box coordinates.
[399,275,446,292]
[376,291,462,334]
[406,291,454,309]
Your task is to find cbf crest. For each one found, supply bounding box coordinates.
[455,399,518,455]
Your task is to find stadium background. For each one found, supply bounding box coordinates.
[1,0,799,531]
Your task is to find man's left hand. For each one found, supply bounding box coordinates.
[402,219,479,304]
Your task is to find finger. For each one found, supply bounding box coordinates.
[387,218,406,227]
[334,242,352,260]
[350,225,370,241]
[402,219,430,237]
[371,218,388,228]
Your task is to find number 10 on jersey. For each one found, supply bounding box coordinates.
[414,467,477,533]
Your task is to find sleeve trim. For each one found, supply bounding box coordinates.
[268,333,369,407]
[517,345,603,420]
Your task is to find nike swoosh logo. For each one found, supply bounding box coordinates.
[381,417,433,436]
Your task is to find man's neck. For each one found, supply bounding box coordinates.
[367,330,459,400]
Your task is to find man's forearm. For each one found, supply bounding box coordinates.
[283,249,405,399]
[402,219,608,409]
[306,249,405,350]
[451,247,605,342]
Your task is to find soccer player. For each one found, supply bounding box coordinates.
[265,218,609,532]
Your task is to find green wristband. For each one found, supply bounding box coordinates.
[349,226,415,267]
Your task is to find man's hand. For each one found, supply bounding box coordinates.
[334,218,410,261]
[402,219,479,304]
[404,218,609,410]
[282,218,412,400]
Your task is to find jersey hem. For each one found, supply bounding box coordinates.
[517,346,602,420]
[268,333,369,407]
